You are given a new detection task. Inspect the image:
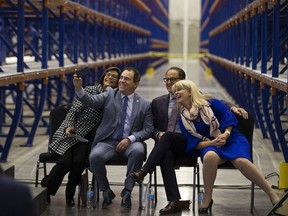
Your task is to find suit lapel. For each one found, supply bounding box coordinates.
[130,93,140,126]
[115,91,122,124]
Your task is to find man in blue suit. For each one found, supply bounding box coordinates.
[73,67,153,209]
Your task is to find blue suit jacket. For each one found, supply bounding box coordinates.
[77,87,153,147]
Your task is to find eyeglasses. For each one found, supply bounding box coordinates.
[163,77,180,83]
[106,72,119,80]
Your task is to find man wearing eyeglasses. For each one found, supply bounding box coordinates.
[130,66,248,215]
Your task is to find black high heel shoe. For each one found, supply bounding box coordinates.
[198,199,213,214]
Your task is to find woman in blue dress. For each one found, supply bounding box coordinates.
[172,80,279,214]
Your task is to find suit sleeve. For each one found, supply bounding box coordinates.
[132,102,154,142]
[77,86,111,109]
[220,99,235,110]
[64,85,103,128]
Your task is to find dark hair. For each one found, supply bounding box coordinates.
[165,66,186,80]
[98,67,121,85]
[123,67,141,83]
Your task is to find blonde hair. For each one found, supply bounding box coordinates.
[172,80,213,107]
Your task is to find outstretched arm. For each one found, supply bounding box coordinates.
[221,100,248,119]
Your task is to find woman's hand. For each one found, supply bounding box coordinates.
[213,134,228,148]
[65,127,75,137]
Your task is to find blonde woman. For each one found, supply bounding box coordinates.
[172,80,279,214]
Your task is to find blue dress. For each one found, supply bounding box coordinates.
[179,99,251,162]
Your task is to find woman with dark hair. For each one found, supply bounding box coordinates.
[41,67,121,206]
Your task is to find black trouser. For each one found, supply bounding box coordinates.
[143,132,188,201]
[44,142,88,199]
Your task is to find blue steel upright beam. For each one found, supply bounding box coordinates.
[59,6,65,67]
[271,1,288,162]
[17,0,25,72]
[73,9,79,64]
[42,0,48,69]
[251,7,267,138]
[0,83,23,162]
[260,2,280,151]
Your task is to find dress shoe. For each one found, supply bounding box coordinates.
[121,189,132,209]
[129,168,148,184]
[159,200,182,215]
[198,199,213,214]
[102,188,116,207]
[66,198,75,207]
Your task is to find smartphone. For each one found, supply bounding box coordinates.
[76,67,90,77]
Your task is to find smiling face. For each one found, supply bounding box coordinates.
[103,70,120,88]
[164,69,181,93]
[174,87,191,109]
[118,69,139,95]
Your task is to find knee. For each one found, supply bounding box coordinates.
[233,157,250,169]
[161,131,174,140]
[130,147,145,160]
[203,151,220,165]
[89,150,102,164]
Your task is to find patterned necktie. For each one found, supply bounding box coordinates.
[167,99,178,132]
[117,96,128,140]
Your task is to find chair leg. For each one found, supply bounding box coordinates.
[43,162,47,176]
[192,163,200,211]
[78,185,81,207]
[35,161,40,187]
[196,163,200,193]
[250,182,255,213]
[153,169,158,203]
[94,177,99,203]
[192,166,196,211]
[139,182,143,209]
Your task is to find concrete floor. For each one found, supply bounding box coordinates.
[1,59,287,216]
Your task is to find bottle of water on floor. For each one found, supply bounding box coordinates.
[147,187,155,210]
[198,189,204,207]
[87,188,95,210]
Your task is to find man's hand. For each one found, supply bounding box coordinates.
[157,131,165,140]
[73,74,83,91]
[231,107,248,119]
[116,138,131,152]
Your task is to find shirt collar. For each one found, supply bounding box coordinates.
[121,93,134,101]
[169,93,175,101]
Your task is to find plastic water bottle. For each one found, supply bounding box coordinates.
[87,190,94,209]
[147,187,155,210]
[198,190,204,206]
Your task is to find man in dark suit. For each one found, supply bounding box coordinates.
[0,166,37,216]
[73,67,153,209]
[130,66,248,215]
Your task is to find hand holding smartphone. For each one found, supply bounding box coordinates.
[75,67,90,77]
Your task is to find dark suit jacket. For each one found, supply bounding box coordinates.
[78,87,154,147]
[0,176,36,216]
[151,94,235,140]
[151,94,170,140]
